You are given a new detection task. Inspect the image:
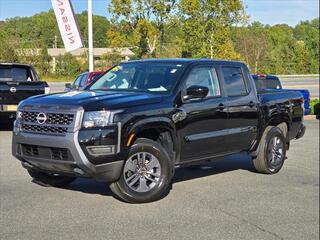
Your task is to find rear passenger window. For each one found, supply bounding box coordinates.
[222,67,247,96]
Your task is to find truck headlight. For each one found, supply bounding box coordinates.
[82,111,112,128]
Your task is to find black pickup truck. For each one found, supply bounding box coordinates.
[12,59,305,203]
[0,63,49,122]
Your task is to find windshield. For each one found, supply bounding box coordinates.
[89,62,186,93]
[254,79,282,90]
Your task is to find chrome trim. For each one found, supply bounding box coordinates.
[86,145,116,156]
[117,122,121,153]
[185,126,256,142]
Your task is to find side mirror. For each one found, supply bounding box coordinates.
[65,83,72,91]
[184,85,209,100]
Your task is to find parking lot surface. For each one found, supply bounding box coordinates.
[0,120,319,240]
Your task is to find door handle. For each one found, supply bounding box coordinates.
[248,101,255,108]
[218,103,225,111]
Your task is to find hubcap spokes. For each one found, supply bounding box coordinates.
[124,152,161,193]
[268,136,284,167]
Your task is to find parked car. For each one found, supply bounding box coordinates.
[252,74,310,115]
[65,71,103,91]
[12,59,305,203]
[0,63,49,122]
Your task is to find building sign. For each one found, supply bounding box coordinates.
[51,0,83,52]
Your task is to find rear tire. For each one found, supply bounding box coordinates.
[253,126,286,174]
[110,138,174,203]
[27,170,76,187]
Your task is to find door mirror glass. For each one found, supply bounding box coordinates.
[184,85,209,100]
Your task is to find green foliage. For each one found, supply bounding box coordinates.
[310,99,320,115]
[100,53,123,68]
[232,19,319,74]
[0,7,318,76]
[0,32,20,62]
[179,0,243,59]
[55,53,82,77]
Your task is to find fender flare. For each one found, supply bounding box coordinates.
[124,117,179,155]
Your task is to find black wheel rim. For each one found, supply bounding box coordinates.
[267,136,284,170]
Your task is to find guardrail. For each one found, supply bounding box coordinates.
[277,74,319,78]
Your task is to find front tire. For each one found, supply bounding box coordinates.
[110,138,174,203]
[27,170,76,187]
[253,126,286,174]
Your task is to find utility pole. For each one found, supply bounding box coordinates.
[88,0,94,72]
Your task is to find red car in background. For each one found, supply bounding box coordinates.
[65,71,103,91]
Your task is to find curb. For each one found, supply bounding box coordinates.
[304,115,317,120]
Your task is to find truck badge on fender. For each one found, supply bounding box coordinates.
[172,110,187,123]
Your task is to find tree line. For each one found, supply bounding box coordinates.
[0,0,318,78]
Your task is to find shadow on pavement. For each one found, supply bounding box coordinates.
[60,153,256,198]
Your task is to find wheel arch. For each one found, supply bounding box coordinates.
[124,117,179,162]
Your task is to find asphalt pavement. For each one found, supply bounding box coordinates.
[0,120,319,240]
[48,77,319,99]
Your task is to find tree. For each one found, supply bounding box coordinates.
[0,32,19,62]
[55,53,82,77]
[108,0,178,57]
[179,0,244,59]
[233,22,269,73]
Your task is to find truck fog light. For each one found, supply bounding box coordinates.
[86,146,115,156]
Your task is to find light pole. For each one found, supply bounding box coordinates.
[88,0,94,72]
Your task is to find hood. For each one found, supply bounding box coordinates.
[22,90,166,111]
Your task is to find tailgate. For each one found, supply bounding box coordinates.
[0,81,48,105]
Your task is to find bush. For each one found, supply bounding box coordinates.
[310,99,320,115]
[55,53,82,77]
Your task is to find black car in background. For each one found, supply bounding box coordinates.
[0,63,49,122]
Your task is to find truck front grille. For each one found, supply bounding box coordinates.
[20,110,75,135]
[21,124,68,135]
[21,144,72,161]
[21,111,74,125]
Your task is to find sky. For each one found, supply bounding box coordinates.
[0,0,319,26]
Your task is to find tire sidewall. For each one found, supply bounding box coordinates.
[116,138,173,203]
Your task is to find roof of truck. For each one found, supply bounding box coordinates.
[125,58,246,65]
[0,62,33,67]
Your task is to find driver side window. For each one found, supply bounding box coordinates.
[185,67,220,97]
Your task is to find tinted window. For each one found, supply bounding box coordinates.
[80,74,89,87]
[90,63,186,93]
[254,79,282,90]
[222,67,247,96]
[185,67,220,97]
[73,75,82,87]
[0,66,32,82]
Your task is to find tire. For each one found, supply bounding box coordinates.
[253,126,286,174]
[110,138,174,203]
[27,169,76,187]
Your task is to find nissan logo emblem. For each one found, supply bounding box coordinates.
[10,87,17,93]
[36,112,47,124]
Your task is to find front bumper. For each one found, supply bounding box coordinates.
[12,130,124,182]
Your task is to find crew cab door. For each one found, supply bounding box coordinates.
[220,66,259,153]
[177,65,228,162]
